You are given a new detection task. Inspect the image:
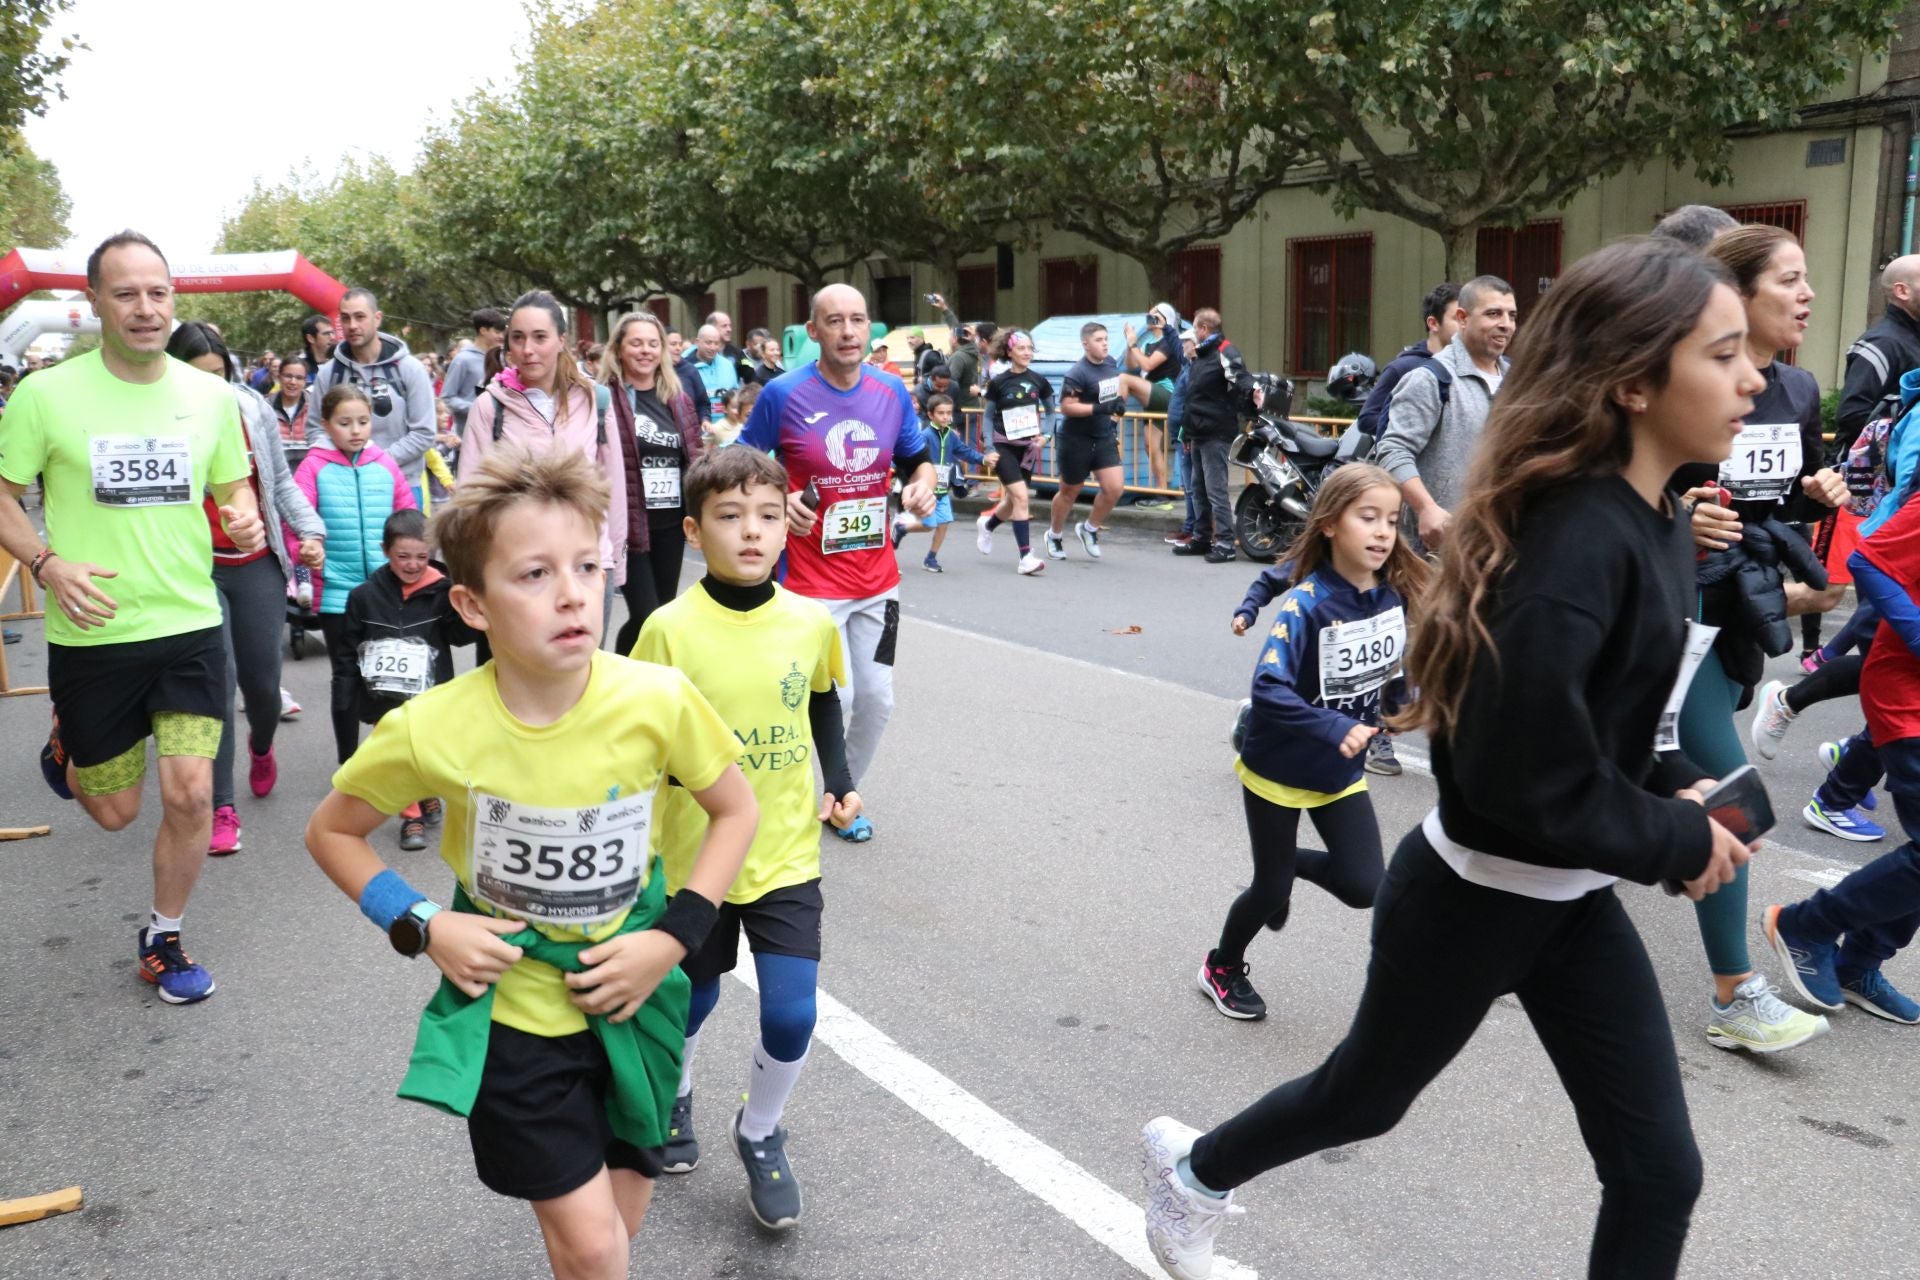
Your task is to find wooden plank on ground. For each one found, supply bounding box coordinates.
[0,1186,83,1228]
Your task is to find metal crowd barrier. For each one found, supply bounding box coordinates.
[949,409,1355,500]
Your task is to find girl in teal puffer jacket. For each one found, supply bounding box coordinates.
[290,385,418,763]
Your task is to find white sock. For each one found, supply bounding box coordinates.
[677,1028,701,1099]
[737,1043,809,1142]
[147,910,183,943]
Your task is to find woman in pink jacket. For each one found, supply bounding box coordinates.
[457,290,628,637]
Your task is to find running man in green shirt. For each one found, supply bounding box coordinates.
[0,231,266,1004]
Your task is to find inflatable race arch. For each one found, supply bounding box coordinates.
[0,247,347,365]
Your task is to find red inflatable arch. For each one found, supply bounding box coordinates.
[0,246,346,318]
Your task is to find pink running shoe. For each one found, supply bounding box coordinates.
[209,805,243,856]
[249,745,277,797]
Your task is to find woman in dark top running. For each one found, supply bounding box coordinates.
[1140,237,1765,1280]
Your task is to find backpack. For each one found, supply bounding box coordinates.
[1843,390,1906,518]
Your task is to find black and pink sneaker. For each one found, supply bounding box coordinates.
[1197,950,1267,1021]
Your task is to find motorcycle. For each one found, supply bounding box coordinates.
[1230,357,1378,562]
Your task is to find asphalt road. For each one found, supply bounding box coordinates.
[2,517,1916,1280]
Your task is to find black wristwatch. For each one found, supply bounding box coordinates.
[388,900,442,958]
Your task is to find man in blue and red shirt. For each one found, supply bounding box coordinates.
[740,284,937,842]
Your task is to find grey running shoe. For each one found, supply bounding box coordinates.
[1076,520,1102,559]
[662,1092,699,1174]
[1045,529,1067,559]
[731,1108,802,1230]
[1364,733,1402,776]
[1705,974,1829,1053]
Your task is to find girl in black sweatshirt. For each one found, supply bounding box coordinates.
[1141,238,1764,1280]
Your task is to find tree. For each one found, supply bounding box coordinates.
[1274,0,1905,279]
[186,160,518,355]
[0,0,81,135]
[829,0,1300,306]
[0,133,70,248]
[416,1,750,323]
[675,0,886,298]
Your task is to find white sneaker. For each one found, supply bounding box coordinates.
[1017,553,1046,576]
[1141,1116,1243,1280]
[1077,520,1101,559]
[279,689,302,721]
[1044,529,1067,559]
[1705,973,1830,1053]
[976,512,994,555]
[1749,679,1795,761]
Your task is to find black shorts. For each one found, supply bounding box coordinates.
[467,1022,666,1200]
[680,879,824,986]
[992,443,1035,486]
[1058,429,1121,486]
[46,626,226,768]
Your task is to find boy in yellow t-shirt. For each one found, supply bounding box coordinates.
[306,446,757,1279]
[632,447,857,1232]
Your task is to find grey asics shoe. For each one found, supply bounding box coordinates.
[731,1108,802,1230]
[662,1092,699,1174]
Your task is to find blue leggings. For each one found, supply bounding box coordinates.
[1674,647,1753,977]
[686,950,819,1062]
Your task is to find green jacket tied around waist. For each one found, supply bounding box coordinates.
[397,869,691,1151]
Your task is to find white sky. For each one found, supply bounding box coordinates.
[21,0,533,257]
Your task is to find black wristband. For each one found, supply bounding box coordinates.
[653,889,720,956]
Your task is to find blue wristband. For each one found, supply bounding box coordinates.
[359,868,426,932]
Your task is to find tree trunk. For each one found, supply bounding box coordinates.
[928,250,961,313]
[1138,252,1177,312]
[1442,222,1481,287]
[673,289,707,330]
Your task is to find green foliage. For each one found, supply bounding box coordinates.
[1272,0,1905,275]
[1304,393,1359,421]
[418,2,750,316]
[1821,386,1841,440]
[186,159,520,356]
[823,0,1300,298]
[0,0,82,135]
[0,133,69,248]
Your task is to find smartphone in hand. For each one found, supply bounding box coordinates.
[1663,764,1774,895]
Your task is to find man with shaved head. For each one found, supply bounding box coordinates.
[738,283,938,844]
[689,322,740,423]
[1835,254,1920,453]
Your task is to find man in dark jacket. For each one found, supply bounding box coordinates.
[1354,283,1459,437]
[1835,255,1920,455]
[1172,308,1262,563]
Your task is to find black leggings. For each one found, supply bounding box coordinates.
[1216,787,1380,964]
[1785,653,1863,714]
[318,614,361,765]
[614,524,687,655]
[1190,831,1702,1279]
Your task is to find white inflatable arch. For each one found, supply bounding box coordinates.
[0,246,347,365]
[0,298,98,365]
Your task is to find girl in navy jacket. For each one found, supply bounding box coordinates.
[1200,464,1430,1021]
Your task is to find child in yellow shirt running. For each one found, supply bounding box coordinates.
[306,446,758,1280]
[633,447,858,1231]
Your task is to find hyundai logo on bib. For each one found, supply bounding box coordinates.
[825,420,880,472]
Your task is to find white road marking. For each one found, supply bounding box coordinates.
[733,958,1259,1279]
[1779,867,1849,889]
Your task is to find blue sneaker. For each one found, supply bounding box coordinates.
[1840,967,1920,1024]
[1802,799,1884,843]
[830,814,873,843]
[137,929,216,1005]
[1816,740,1877,811]
[1764,905,1844,1011]
[39,710,72,801]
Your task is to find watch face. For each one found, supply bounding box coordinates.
[389,914,426,957]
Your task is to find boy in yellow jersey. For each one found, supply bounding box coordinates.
[633,447,858,1231]
[305,447,758,1280]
